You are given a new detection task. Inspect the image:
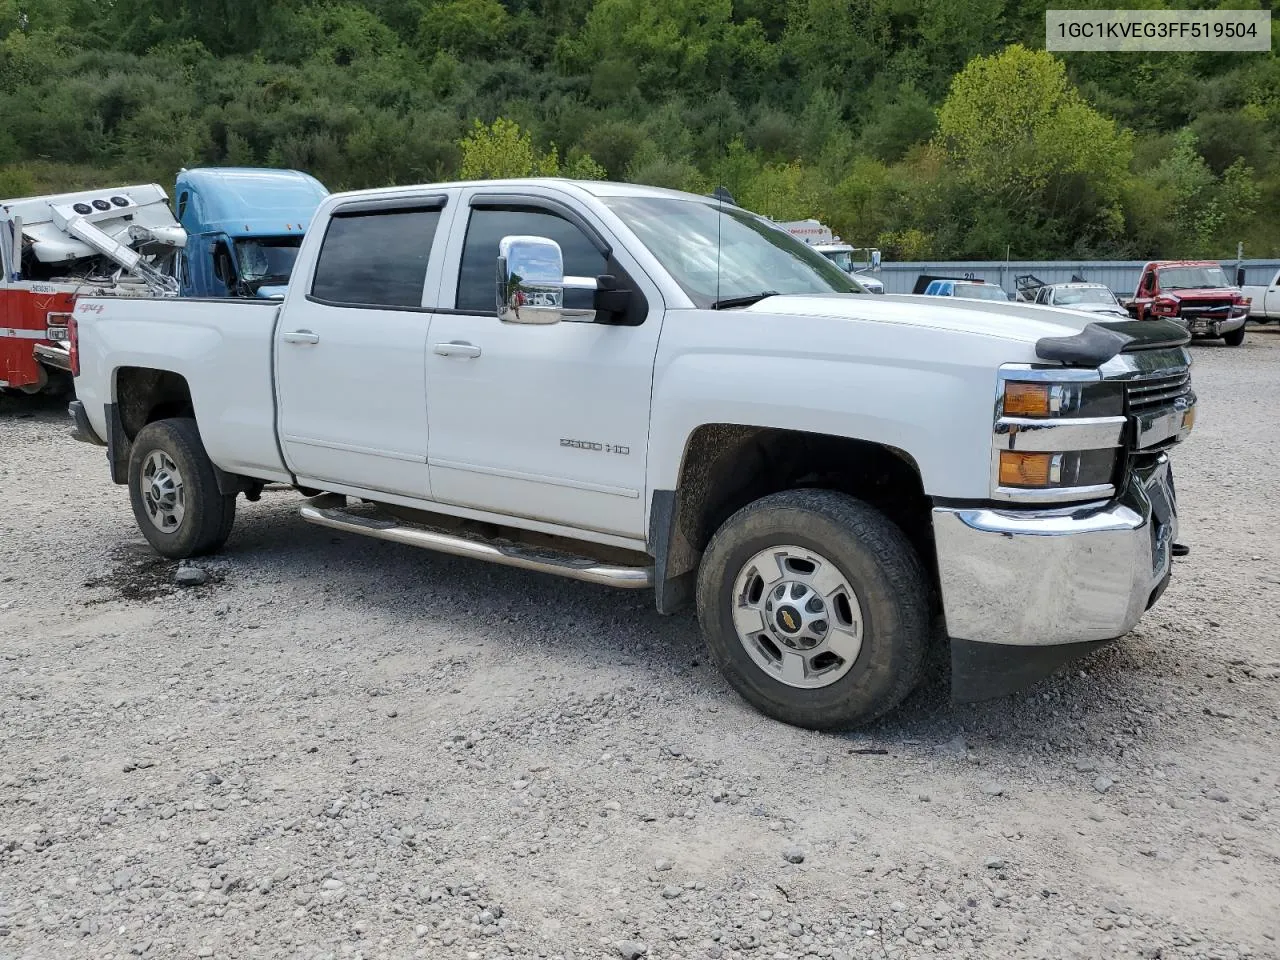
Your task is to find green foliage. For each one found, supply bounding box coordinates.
[460,117,558,179]
[0,0,1273,257]
[936,45,1134,255]
[0,164,37,198]
[417,0,509,59]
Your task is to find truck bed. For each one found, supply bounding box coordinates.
[73,296,290,484]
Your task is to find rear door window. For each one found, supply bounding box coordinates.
[311,206,442,309]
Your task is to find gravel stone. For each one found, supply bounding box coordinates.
[0,342,1273,959]
[175,566,207,586]
[782,846,805,864]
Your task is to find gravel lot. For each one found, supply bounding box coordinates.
[2,329,1278,960]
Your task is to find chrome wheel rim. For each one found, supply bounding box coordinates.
[730,545,864,689]
[141,450,185,533]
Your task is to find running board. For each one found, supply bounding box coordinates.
[299,502,654,589]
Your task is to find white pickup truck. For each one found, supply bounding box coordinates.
[1241,265,1280,322]
[67,178,1198,730]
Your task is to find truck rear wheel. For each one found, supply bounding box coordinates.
[1223,325,1246,346]
[696,489,928,730]
[128,418,236,559]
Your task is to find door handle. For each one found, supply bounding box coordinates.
[282,330,320,344]
[433,341,482,359]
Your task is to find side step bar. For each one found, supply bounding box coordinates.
[299,502,654,589]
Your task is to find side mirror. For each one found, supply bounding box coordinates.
[1236,267,1246,287]
[497,235,605,324]
[497,235,567,325]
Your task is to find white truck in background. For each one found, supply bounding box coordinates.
[68,178,1197,730]
[777,219,884,293]
[1240,264,1280,322]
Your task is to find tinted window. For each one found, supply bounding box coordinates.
[456,207,607,313]
[312,208,440,308]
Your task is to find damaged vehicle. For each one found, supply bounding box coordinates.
[1,184,183,396]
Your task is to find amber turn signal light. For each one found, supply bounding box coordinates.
[999,451,1060,487]
[1003,382,1052,417]
[1181,407,1196,433]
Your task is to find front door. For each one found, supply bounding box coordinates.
[1266,271,1280,317]
[275,196,450,499]
[425,194,662,538]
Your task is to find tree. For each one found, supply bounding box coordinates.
[417,0,509,59]
[556,0,775,102]
[936,45,1133,254]
[459,117,559,180]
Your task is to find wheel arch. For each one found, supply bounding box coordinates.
[649,424,935,615]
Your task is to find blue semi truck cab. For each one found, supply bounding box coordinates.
[173,167,328,299]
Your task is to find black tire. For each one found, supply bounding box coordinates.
[128,418,236,559]
[696,489,929,730]
[1223,325,1246,346]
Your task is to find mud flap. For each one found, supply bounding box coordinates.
[950,637,1115,704]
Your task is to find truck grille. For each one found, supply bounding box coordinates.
[1180,300,1234,318]
[1126,371,1192,414]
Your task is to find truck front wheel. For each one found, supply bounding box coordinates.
[696,489,929,730]
[1223,325,1246,346]
[127,418,236,558]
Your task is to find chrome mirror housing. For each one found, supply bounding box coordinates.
[497,235,566,325]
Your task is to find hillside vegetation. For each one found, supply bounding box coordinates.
[1,0,1277,259]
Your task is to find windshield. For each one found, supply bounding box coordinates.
[1157,265,1229,290]
[956,283,1009,301]
[822,250,854,272]
[1055,287,1117,305]
[234,237,302,283]
[601,196,863,306]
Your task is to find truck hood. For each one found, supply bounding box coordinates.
[742,293,1099,345]
[1063,302,1130,318]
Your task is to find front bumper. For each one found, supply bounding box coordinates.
[933,453,1176,649]
[1177,314,1246,337]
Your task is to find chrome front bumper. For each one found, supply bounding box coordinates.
[933,454,1176,647]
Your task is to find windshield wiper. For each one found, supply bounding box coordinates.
[711,290,780,310]
[245,274,291,290]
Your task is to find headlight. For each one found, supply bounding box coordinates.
[992,369,1127,503]
[997,450,1120,490]
[999,379,1124,418]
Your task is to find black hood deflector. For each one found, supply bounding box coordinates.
[1036,319,1190,366]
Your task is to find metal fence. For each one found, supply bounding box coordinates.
[875,259,1280,297]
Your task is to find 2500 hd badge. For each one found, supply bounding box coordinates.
[560,438,631,455]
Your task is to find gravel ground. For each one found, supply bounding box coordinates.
[2,329,1278,960]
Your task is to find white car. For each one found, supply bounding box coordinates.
[1034,282,1129,319]
[68,178,1197,729]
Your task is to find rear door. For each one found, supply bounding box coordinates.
[274,194,453,499]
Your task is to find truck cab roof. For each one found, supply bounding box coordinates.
[174,167,329,238]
